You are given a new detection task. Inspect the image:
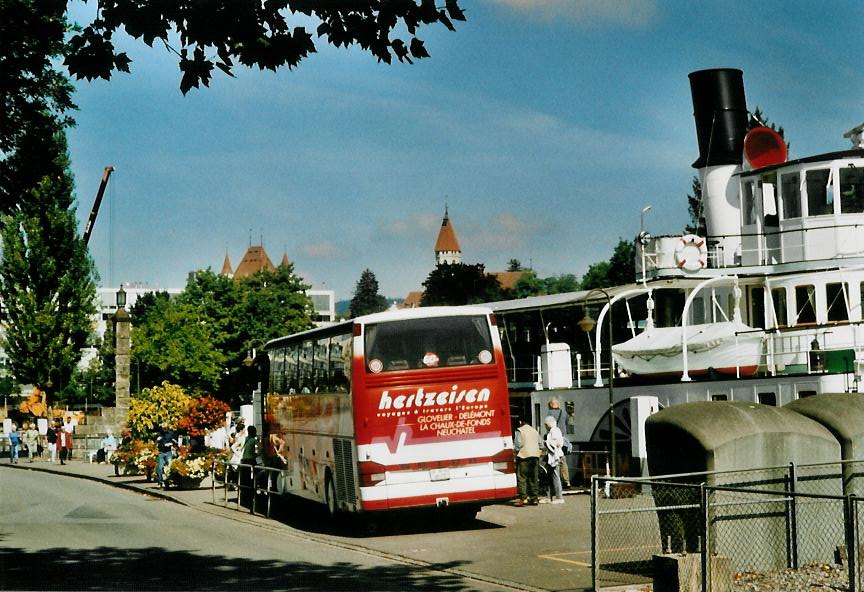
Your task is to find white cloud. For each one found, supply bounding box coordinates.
[381,213,441,237]
[485,0,658,28]
[301,241,342,259]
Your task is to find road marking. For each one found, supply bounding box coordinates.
[538,551,591,567]
[539,543,662,568]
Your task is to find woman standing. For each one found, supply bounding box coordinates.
[543,416,565,504]
[239,426,259,507]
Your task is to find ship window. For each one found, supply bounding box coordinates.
[742,182,756,225]
[692,297,706,324]
[794,285,816,324]
[750,287,765,328]
[806,169,832,216]
[781,172,801,219]
[826,283,849,322]
[798,390,816,399]
[771,287,788,327]
[711,394,728,401]
[840,167,864,213]
[758,392,777,406]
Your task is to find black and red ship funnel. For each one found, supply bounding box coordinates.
[689,68,749,169]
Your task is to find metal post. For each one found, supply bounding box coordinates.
[845,495,858,592]
[788,462,799,568]
[700,483,710,592]
[591,475,599,591]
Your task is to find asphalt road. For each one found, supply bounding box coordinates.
[0,468,534,591]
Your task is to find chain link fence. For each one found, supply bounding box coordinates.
[592,460,863,591]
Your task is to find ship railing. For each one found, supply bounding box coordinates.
[642,222,864,275]
[754,322,864,379]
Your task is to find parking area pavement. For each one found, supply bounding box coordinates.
[2,458,598,591]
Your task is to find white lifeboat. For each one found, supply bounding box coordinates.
[611,321,763,377]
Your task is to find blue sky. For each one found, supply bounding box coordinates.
[67,0,864,301]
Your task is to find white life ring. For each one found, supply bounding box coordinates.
[674,234,707,272]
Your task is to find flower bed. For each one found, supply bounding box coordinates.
[112,440,157,478]
[165,447,228,489]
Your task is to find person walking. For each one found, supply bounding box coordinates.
[46,421,57,463]
[8,423,20,464]
[155,422,178,488]
[513,417,541,506]
[22,421,39,462]
[543,415,565,504]
[57,420,72,465]
[547,398,572,488]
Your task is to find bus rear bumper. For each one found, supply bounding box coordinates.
[359,473,516,511]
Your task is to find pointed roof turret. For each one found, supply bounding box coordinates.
[233,245,276,279]
[434,205,461,254]
[280,252,291,268]
[221,252,234,277]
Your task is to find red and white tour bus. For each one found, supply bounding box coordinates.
[260,306,517,517]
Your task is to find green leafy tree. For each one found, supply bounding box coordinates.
[579,261,611,291]
[349,269,388,317]
[607,239,636,286]
[64,1,466,95]
[131,299,228,395]
[507,259,524,272]
[509,270,544,299]
[685,176,706,236]
[0,118,98,401]
[234,263,315,353]
[579,239,635,290]
[421,262,503,306]
[543,274,580,294]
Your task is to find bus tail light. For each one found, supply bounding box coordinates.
[493,461,514,473]
[359,460,387,486]
[360,472,386,487]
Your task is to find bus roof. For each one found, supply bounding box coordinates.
[264,305,494,350]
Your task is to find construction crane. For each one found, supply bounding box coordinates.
[82,166,114,246]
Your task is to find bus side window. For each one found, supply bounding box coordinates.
[299,340,314,393]
[330,332,352,392]
[315,337,330,392]
[286,343,299,394]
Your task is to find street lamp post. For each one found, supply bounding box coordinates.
[114,286,131,428]
[578,288,616,476]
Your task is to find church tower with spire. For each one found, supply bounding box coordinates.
[434,206,462,266]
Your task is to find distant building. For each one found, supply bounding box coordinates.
[434,206,462,266]
[402,207,527,306]
[221,244,335,324]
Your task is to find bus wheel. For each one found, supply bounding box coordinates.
[325,474,338,518]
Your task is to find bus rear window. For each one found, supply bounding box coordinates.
[365,315,494,373]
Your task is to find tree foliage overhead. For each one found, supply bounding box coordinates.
[0,1,75,191]
[64,0,467,94]
[349,268,387,317]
